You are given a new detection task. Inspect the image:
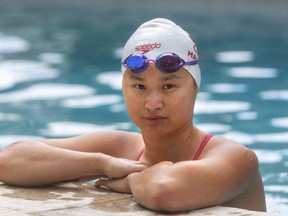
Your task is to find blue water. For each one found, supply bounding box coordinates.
[0,1,287,214]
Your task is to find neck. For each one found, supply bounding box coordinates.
[141,125,204,165]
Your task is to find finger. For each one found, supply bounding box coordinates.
[94,178,111,191]
[122,159,147,168]
[124,160,147,171]
[94,178,131,193]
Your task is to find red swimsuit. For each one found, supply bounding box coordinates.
[137,134,213,161]
[192,134,213,160]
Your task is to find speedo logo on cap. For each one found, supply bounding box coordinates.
[135,43,161,54]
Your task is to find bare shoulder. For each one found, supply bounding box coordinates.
[201,135,260,185]
[197,136,265,211]
[41,130,144,160]
[204,135,258,164]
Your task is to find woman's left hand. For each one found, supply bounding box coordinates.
[94,176,131,193]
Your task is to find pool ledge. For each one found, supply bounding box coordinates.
[0,182,280,216]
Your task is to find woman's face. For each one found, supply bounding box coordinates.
[122,64,198,135]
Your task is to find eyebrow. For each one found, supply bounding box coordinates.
[129,74,145,81]
[158,74,182,81]
[129,73,182,82]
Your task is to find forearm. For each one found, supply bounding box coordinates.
[127,162,174,212]
[0,140,107,186]
[127,161,202,213]
[128,174,159,211]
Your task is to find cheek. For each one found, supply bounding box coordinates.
[126,100,137,113]
[170,94,195,115]
[173,94,192,106]
[123,91,141,117]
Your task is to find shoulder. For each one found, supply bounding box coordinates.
[202,135,259,178]
[206,135,257,161]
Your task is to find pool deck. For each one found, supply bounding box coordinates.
[0,182,280,216]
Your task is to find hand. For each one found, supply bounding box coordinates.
[103,156,147,179]
[94,177,130,193]
[95,156,147,193]
[128,161,173,187]
[126,161,174,209]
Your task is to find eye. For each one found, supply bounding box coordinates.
[163,84,175,89]
[135,84,146,89]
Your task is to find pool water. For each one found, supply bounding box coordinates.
[0,0,287,214]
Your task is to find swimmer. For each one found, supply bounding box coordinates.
[0,18,266,213]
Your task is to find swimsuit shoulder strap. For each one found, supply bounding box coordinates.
[136,148,145,161]
[193,134,213,160]
[137,134,213,161]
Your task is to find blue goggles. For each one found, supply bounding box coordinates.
[122,52,198,73]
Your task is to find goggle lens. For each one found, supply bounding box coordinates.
[122,52,198,73]
[126,54,146,71]
[156,53,181,72]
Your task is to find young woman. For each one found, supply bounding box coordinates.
[0,18,266,213]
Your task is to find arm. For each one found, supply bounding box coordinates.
[127,144,259,212]
[0,131,145,186]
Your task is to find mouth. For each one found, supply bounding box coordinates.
[142,115,167,124]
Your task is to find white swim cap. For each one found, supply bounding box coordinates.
[121,18,201,87]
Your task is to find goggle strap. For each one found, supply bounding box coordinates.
[185,60,199,65]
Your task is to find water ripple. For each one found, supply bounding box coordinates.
[0,83,95,103]
[195,100,250,114]
[40,121,131,137]
[96,71,122,90]
[260,90,288,100]
[0,60,59,90]
[254,150,283,164]
[254,132,288,143]
[236,111,258,120]
[38,52,65,65]
[0,113,22,121]
[271,117,288,128]
[206,83,248,93]
[227,67,278,78]
[0,33,30,53]
[61,95,122,108]
[221,131,255,145]
[197,123,231,133]
[215,51,254,63]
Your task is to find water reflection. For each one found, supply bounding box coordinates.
[260,90,288,100]
[215,51,254,63]
[0,60,59,91]
[195,100,250,114]
[61,95,122,108]
[38,52,65,65]
[227,67,278,78]
[0,33,30,53]
[40,121,132,137]
[207,83,248,93]
[0,83,95,103]
[271,117,288,128]
[0,113,22,121]
[96,71,123,90]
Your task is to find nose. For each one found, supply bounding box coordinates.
[144,91,164,112]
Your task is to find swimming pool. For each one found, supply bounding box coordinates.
[0,0,287,214]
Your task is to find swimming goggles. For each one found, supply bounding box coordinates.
[122,52,198,73]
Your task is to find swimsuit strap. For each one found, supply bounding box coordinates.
[136,148,144,161]
[136,134,213,161]
[192,134,213,160]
